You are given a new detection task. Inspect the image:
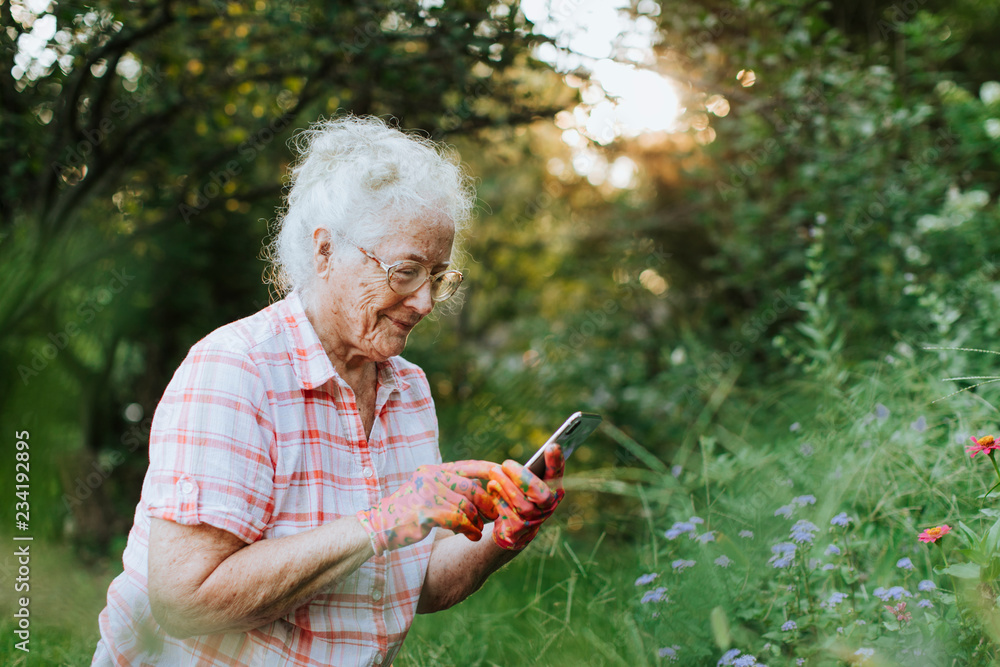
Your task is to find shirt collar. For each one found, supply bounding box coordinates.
[377,356,410,394]
[280,291,410,393]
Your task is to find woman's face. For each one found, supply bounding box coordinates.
[310,212,456,364]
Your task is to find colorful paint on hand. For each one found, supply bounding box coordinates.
[357,461,500,555]
[488,444,565,550]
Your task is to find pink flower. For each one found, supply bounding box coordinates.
[918,525,951,543]
[884,602,912,623]
[966,434,999,458]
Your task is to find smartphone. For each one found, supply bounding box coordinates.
[524,412,603,478]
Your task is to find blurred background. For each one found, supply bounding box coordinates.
[3,0,1000,664]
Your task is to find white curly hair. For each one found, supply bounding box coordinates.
[265,115,475,300]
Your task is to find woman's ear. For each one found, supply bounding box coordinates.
[312,228,333,276]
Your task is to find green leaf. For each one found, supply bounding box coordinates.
[984,558,1000,580]
[984,516,1000,554]
[956,521,982,547]
[939,563,982,579]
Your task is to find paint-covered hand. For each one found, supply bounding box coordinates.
[488,444,565,550]
[357,461,500,556]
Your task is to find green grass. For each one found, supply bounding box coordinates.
[399,529,651,667]
[0,539,115,666]
[9,352,1000,665]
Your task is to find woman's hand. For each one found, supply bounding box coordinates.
[487,444,565,550]
[356,461,500,555]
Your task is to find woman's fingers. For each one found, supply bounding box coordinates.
[437,470,500,521]
[486,465,553,519]
[542,443,565,484]
[498,460,557,511]
[441,460,505,485]
[430,484,486,539]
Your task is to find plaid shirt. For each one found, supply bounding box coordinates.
[93,291,441,667]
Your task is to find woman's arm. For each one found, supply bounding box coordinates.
[416,525,519,614]
[416,445,566,613]
[147,516,373,639]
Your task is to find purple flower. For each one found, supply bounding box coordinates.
[822,591,848,607]
[689,516,705,525]
[896,557,914,570]
[739,530,754,539]
[718,649,742,666]
[822,563,836,571]
[635,573,659,586]
[912,416,928,432]
[715,555,733,568]
[672,559,696,572]
[696,531,717,544]
[659,645,680,660]
[830,513,852,527]
[790,422,801,431]
[790,520,819,544]
[800,442,814,457]
[918,579,936,592]
[873,586,911,601]
[875,403,890,420]
[641,587,668,604]
[826,544,841,556]
[781,620,797,631]
[917,599,933,608]
[671,465,683,478]
[772,542,797,555]
[792,495,816,506]
[796,660,805,666]
[775,505,795,519]
[771,555,794,569]
[666,521,696,540]
[769,543,796,567]
[733,656,757,667]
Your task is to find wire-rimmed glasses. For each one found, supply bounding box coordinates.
[346,239,463,302]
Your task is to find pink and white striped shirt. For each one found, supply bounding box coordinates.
[93,291,441,666]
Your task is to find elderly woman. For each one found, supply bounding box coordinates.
[92,116,565,666]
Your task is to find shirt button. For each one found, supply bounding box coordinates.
[180,481,194,494]
[363,467,373,478]
[374,654,383,665]
[372,589,382,601]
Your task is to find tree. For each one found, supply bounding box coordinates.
[0,0,573,550]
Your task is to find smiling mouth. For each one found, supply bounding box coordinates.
[387,316,418,331]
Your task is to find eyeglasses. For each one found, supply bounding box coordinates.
[347,240,463,302]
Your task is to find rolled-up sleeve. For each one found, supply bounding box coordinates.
[144,342,275,544]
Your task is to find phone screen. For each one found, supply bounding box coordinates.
[525,412,602,478]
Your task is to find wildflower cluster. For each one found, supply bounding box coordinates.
[631,412,1000,665]
[636,483,946,663]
